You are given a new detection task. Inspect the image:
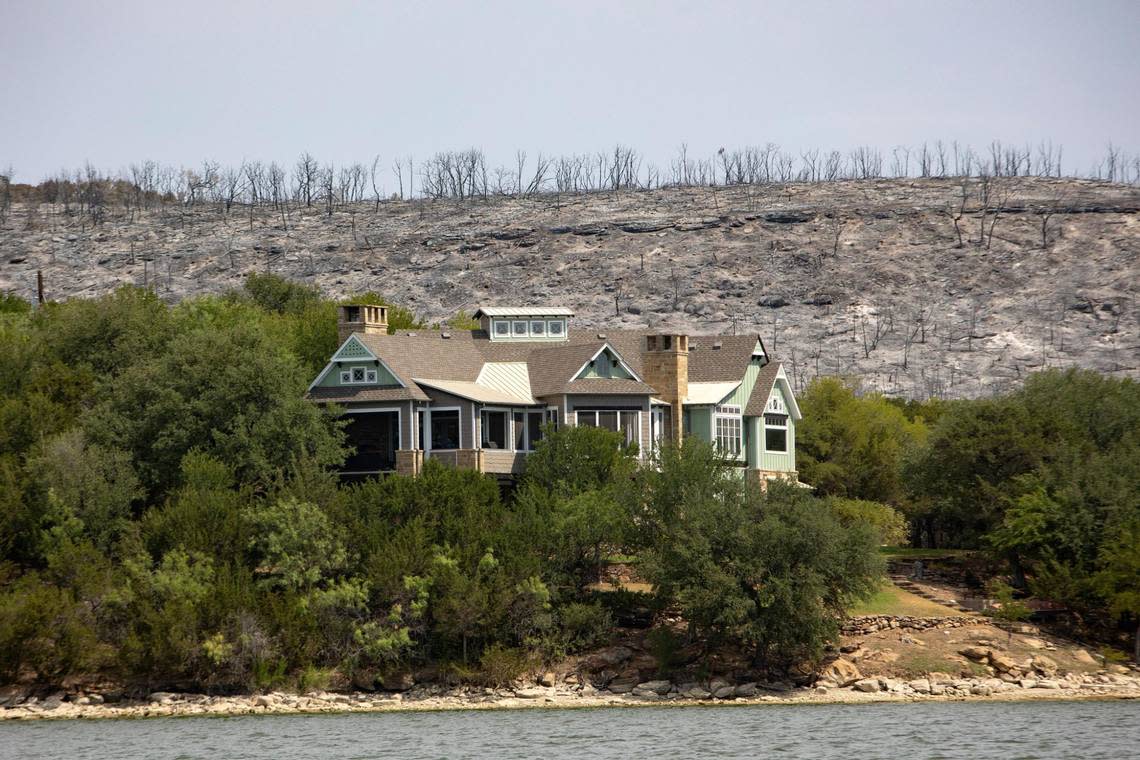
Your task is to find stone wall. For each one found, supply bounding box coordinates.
[841,615,977,636]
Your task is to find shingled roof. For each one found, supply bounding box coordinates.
[312,326,770,406]
[745,361,786,417]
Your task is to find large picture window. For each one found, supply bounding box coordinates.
[715,405,742,458]
[430,409,460,450]
[764,413,788,452]
[576,409,639,447]
[481,410,508,449]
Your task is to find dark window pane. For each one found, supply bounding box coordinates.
[529,412,543,447]
[598,411,618,431]
[431,410,460,450]
[765,427,787,452]
[577,411,596,427]
[514,412,526,450]
[343,411,398,472]
[481,410,506,449]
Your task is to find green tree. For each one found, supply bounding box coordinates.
[1094,521,1140,661]
[636,440,881,667]
[87,320,345,498]
[31,430,141,554]
[796,377,926,505]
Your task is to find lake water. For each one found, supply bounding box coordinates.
[2,701,1138,759]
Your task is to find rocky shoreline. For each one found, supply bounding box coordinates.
[4,670,1138,722]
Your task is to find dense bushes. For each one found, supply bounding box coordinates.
[11,275,1129,688]
[796,371,1140,655]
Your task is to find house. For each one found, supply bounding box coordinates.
[306,303,801,485]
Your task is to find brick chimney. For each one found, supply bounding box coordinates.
[642,332,689,443]
[337,303,388,343]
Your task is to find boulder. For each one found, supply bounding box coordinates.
[584,646,633,670]
[148,692,179,704]
[514,687,548,699]
[734,683,759,698]
[821,658,862,687]
[959,646,991,662]
[379,671,415,692]
[253,695,274,707]
[853,678,881,693]
[757,295,789,308]
[1031,655,1059,677]
[539,672,556,687]
[634,680,672,696]
[713,686,737,700]
[1035,680,1062,689]
[970,684,993,696]
[1071,649,1098,666]
[708,677,732,693]
[989,652,1019,673]
[908,679,932,694]
[607,676,638,695]
[686,687,712,700]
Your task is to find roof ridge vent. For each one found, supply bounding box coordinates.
[597,332,606,340]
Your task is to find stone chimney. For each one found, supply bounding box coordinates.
[642,331,689,443]
[337,303,388,343]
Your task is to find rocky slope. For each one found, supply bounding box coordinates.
[2,177,1137,398]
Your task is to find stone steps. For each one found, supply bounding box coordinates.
[888,575,976,614]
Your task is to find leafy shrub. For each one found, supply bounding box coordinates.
[646,626,684,677]
[558,602,612,651]
[478,644,537,688]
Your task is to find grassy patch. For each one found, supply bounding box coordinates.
[894,653,960,678]
[879,546,975,560]
[849,582,965,617]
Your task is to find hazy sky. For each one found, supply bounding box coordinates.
[2,0,1137,185]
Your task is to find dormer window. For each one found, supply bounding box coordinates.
[476,307,572,341]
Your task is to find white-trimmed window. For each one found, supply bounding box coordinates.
[547,319,565,337]
[512,320,528,336]
[530,320,546,336]
[576,409,640,448]
[493,320,510,337]
[340,366,378,384]
[512,410,547,451]
[764,413,788,452]
[715,404,742,457]
[481,409,508,449]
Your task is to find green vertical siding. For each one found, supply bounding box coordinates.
[746,416,761,468]
[721,356,762,407]
[688,407,713,444]
[759,383,796,472]
[317,360,400,387]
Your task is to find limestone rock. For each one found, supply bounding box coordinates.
[1031,655,1059,676]
[713,686,737,699]
[821,658,862,687]
[853,678,881,693]
[634,680,672,696]
[989,652,1019,673]
[959,646,991,662]
[734,683,758,698]
[539,672,556,687]
[1071,649,1098,666]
